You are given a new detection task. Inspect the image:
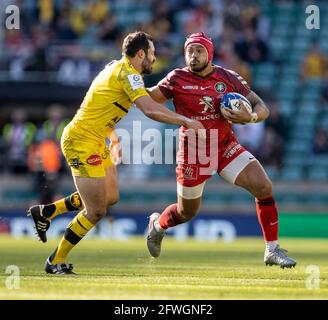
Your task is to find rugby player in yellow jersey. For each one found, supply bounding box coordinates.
[27,31,204,274]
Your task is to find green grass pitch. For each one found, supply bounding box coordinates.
[0,236,327,299]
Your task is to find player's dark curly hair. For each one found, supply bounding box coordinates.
[122,31,153,58]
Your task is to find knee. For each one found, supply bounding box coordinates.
[87,205,107,222]
[253,178,273,198]
[107,192,119,207]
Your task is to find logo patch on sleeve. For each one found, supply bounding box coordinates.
[127,74,144,90]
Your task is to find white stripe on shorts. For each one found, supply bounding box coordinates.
[177,181,206,200]
[219,150,257,184]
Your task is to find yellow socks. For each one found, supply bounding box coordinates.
[49,211,94,264]
[42,192,84,220]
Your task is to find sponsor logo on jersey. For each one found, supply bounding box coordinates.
[182,85,210,90]
[215,82,226,93]
[191,113,221,121]
[200,96,216,113]
[127,74,144,90]
[182,85,199,90]
[86,154,102,166]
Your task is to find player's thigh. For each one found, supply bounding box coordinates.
[104,164,119,205]
[234,160,272,197]
[176,164,207,218]
[73,175,108,214]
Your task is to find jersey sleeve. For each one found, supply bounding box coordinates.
[225,69,251,97]
[119,67,149,102]
[157,70,175,99]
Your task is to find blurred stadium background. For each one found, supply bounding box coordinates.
[0,0,328,242]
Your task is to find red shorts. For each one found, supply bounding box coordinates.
[176,131,256,198]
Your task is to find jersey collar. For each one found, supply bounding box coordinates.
[122,55,141,75]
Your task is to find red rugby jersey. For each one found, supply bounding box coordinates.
[158,65,251,144]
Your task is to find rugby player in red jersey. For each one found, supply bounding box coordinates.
[146,32,296,268]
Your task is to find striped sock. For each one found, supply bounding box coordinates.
[43,192,84,220]
[50,210,94,264]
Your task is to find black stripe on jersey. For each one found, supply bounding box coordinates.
[114,102,128,113]
[106,60,116,67]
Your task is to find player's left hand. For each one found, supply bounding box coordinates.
[109,141,121,165]
[221,99,252,124]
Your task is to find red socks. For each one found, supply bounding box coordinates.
[158,204,183,230]
[158,198,279,240]
[256,196,278,241]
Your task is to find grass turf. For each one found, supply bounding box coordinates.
[0,236,327,299]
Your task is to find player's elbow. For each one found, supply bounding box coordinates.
[258,103,270,120]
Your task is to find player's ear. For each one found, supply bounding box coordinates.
[137,49,146,60]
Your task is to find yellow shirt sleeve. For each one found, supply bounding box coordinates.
[118,65,149,102]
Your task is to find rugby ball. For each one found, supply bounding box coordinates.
[220,92,252,113]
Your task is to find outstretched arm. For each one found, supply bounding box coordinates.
[147,86,169,104]
[134,95,204,132]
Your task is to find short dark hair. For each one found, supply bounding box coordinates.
[122,31,153,58]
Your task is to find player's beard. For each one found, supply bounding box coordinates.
[141,56,154,75]
[189,60,209,73]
